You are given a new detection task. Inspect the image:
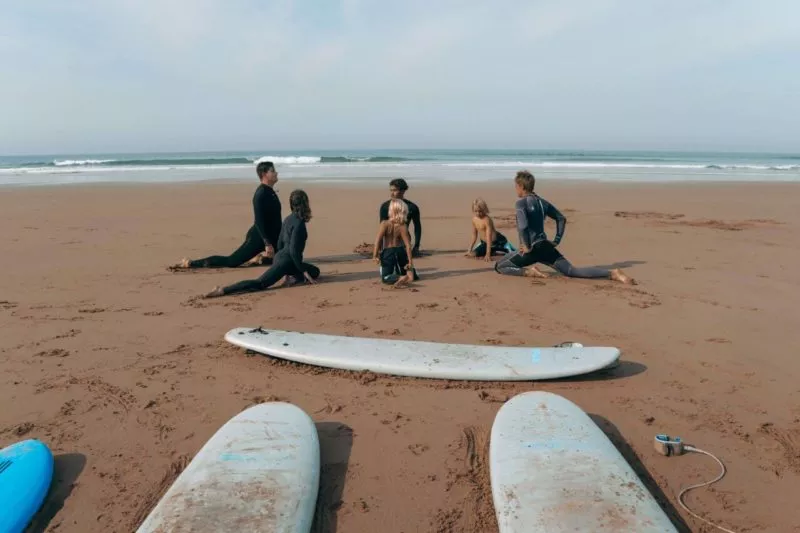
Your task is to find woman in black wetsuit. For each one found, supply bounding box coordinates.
[494,171,635,284]
[204,190,320,297]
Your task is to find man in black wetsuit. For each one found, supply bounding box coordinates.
[204,189,320,297]
[378,178,422,257]
[171,161,282,270]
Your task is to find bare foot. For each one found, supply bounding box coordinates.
[244,254,266,267]
[203,286,225,298]
[610,268,636,284]
[523,266,549,279]
[393,273,413,288]
[168,258,192,270]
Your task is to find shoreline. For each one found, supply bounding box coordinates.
[1,180,798,532]
[3,175,800,191]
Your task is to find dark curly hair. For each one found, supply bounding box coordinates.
[290,189,312,222]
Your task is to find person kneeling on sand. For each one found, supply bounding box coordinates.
[204,190,319,297]
[372,199,418,287]
[171,161,282,270]
[494,171,635,284]
[464,198,517,262]
[379,178,423,257]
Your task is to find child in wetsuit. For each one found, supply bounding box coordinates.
[464,198,516,261]
[372,199,418,287]
[203,190,320,297]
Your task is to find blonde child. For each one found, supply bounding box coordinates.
[372,199,418,287]
[465,198,516,261]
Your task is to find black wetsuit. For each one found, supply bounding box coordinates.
[379,199,422,254]
[379,246,419,284]
[495,194,611,279]
[189,184,282,268]
[473,230,514,257]
[220,212,320,295]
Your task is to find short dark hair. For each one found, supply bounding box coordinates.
[389,178,409,192]
[256,161,275,179]
[515,170,535,193]
[290,189,312,222]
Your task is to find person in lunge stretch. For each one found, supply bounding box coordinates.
[171,161,282,270]
[464,198,516,261]
[373,199,417,287]
[494,171,635,284]
[204,190,320,297]
[379,178,422,257]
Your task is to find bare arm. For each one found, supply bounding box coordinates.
[401,226,413,270]
[372,222,386,263]
[483,217,495,260]
[465,218,479,255]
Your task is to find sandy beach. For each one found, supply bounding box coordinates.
[1,179,799,532]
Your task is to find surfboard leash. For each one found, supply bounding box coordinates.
[653,435,739,533]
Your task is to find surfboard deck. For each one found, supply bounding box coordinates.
[136,402,320,533]
[0,439,54,533]
[490,392,677,532]
[225,327,620,381]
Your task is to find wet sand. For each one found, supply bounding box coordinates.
[1,180,799,532]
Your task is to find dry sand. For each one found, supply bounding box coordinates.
[1,179,799,532]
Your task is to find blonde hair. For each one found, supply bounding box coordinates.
[472,198,489,217]
[388,199,408,225]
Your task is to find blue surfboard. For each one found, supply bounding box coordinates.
[0,439,54,533]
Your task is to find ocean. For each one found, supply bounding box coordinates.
[1,149,799,187]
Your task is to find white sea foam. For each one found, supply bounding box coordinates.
[252,155,322,165]
[53,159,116,166]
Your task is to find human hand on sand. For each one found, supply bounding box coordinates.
[372,257,380,265]
[483,255,492,262]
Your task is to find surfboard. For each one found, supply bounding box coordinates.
[136,402,320,533]
[224,328,620,381]
[490,392,677,532]
[0,439,54,533]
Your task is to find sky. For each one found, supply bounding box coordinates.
[1,0,799,155]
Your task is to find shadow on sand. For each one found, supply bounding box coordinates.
[26,452,87,533]
[589,415,692,533]
[548,360,648,383]
[311,422,354,533]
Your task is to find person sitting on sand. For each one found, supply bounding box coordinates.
[379,178,422,257]
[494,170,635,284]
[373,199,418,287]
[464,198,517,262]
[171,161,281,270]
[204,190,319,297]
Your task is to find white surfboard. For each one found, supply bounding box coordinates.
[490,392,677,532]
[224,328,620,381]
[136,402,320,533]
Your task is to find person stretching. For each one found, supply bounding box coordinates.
[204,190,319,297]
[494,170,634,283]
[373,199,417,287]
[464,197,516,261]
[378,178,422,257]
[171,161,282,269]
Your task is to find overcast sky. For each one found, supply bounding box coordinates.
[2,0,799,155]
